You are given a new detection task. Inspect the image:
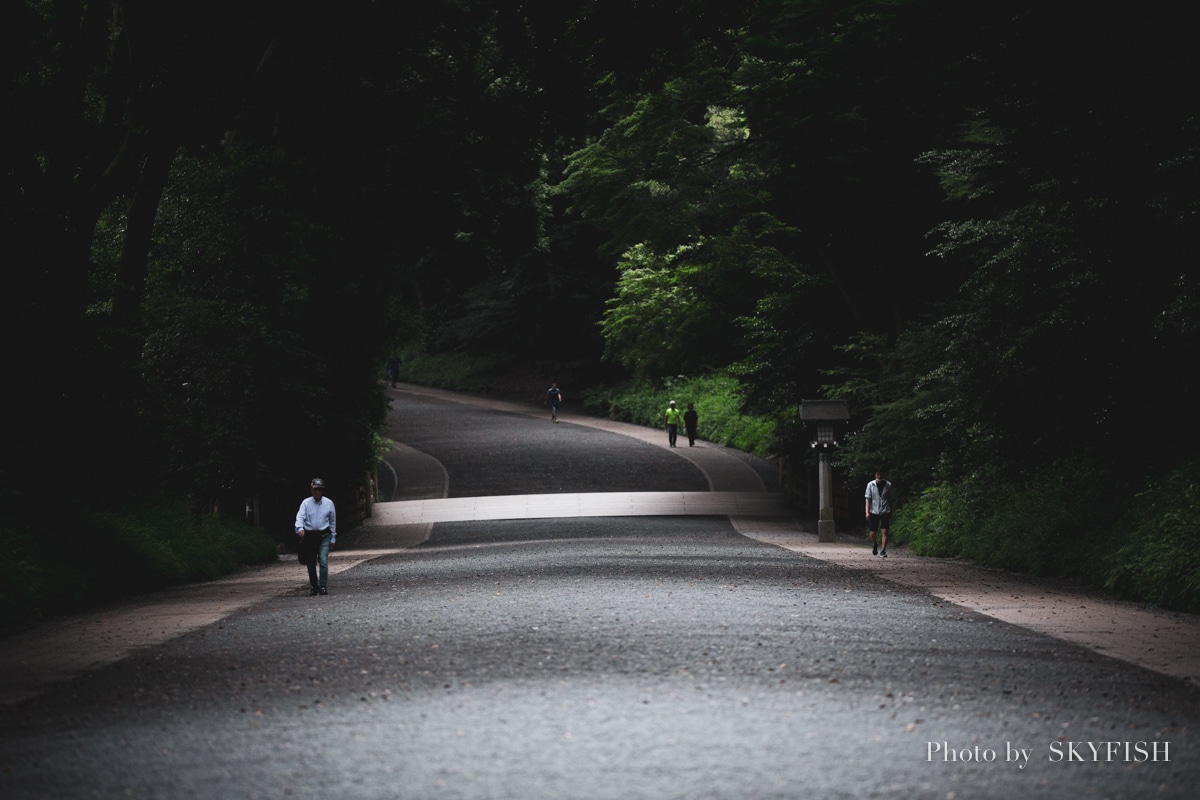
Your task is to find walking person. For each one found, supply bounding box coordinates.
[683,402,698,447]
[296,478,337,595]
[664,400,682,447]
[386,354,400,388]
[545,382,563,422]
[864,468,893,557]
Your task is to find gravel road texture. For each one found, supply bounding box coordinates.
[0,383,1196,800]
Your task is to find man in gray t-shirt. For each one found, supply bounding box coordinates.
[864,468,893,557]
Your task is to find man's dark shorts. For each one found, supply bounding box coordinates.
[868,512,892,532]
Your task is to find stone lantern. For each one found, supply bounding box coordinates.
[799,399,850,542]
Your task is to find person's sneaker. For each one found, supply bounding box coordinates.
[309,586,319,596]
[880,550,888,558]
[319,587,328,595]
[871,543,878,555]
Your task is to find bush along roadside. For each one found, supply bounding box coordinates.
[2,500,278,637]
[583,372,780,459]
[897,458,1200,613]
[1104,463,1200,613]
[364,353,1200,615]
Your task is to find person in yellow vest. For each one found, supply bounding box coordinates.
[664,400,683,447]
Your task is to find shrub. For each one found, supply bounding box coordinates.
[901,458,1114,577]
[0,501,277,636]
[899,481,968,556]
[1104,464,1200,612]
[395,350,502,393]
[90,502,279,586]
[584,372,779,457]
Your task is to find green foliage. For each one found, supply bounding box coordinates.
[901,457,1119,577]
[1,502,277,637]
[584,372,779,458]
[825,328,976,491]
[396,350,516,395]
[1105,465,1200,613]
[9,0,1200,618]
[901,458,1200,611]
[895,481,960,556]
[597,216,806,382]
[90,504,279,585]
[118,145,394,511]
[559,64,747,256]
[565,51,800,383]
[599,243,708,376]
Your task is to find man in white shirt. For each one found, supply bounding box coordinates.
[296,478,337,595]
[864,468,893,558]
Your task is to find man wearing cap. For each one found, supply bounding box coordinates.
[664,400,682,447]
[296,478,337,595]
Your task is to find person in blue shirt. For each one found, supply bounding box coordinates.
[296,478,337,595]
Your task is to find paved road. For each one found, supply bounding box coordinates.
[1,386,1197,799]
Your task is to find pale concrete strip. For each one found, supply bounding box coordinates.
[734,519,1200,683]
[370,491,793,525]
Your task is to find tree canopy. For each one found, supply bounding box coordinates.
[557,1,1199,488]
[5,0,1196,556]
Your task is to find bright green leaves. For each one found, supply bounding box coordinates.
[600,243,705,376]
[559,64,757,255]
[562,52,810,385]
[599,204,809,383]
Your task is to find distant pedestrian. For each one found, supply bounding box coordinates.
[683,403,698,447]
[386,355,400,388]
[545,382,563,422]
[296,478,337,595]
[864,468,893,557]
[664,400,682,447]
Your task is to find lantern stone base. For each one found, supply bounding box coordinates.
[818,517,837,542]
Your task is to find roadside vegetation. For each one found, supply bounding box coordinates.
[583,374,777,458]
[895,459,1200,613]
[7,1,1196,635]
[5,500,277,637]
[402,351,1200,615]
[395,354,780,459]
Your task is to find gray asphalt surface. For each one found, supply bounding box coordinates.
[378,391,713,497]
[1,389,1197,799]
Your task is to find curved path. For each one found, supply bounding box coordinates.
[2,384,1199,799]
[2,384,1198,709]
[372,384,1200,684]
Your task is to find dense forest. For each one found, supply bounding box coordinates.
[4,0,1198,624]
